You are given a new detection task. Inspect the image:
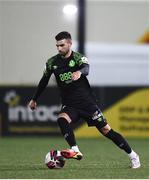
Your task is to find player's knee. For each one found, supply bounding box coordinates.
[58,113,72,123]
[100,124,111,135]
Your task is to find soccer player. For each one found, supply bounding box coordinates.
[28,31,141,169]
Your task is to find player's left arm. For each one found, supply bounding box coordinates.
[79,63,89,76]
[72,56,89,81]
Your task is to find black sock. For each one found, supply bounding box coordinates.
[57,117,76,147]
[104,129,132,154]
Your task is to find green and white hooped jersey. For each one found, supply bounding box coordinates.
[43,51,95,107]
[44,51,89,87]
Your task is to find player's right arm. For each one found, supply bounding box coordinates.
[28,59,53,110]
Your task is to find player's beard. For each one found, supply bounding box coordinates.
[59,49,70,58]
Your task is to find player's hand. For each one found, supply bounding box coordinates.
[28,99,37,110]
[72,71,82,81]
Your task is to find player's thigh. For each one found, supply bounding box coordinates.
[80,105,107,128]
[59,105,79,123]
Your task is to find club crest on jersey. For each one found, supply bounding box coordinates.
[69,60,75,67]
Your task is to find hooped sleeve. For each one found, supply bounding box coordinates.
[78,56,89,76]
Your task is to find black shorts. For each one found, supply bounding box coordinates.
[60,104,107,129]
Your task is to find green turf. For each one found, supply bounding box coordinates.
[0,136,148,179]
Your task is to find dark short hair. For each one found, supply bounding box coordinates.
[55,31,72,41]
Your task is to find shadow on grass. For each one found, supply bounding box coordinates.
[0,163,128,172]
[0,164,46,171]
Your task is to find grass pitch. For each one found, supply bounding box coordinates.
[0,136,148,179]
